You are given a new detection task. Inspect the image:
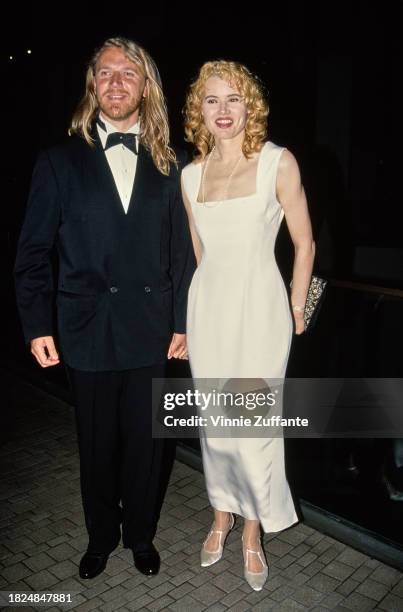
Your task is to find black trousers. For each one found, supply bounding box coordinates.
[68,364,167,554]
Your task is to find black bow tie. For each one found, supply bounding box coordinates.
[97,118,138,154]
[105,131,138,154]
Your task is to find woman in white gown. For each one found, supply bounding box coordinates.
[181,61,315,590]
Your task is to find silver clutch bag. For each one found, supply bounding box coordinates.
[290,275,327,330]
[304,275,327,329]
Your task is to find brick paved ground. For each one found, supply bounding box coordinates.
[1,369,402,611]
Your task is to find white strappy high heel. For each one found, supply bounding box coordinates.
[242,537,268,591]
[200,513,235,567]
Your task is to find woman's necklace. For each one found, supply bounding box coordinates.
[201,146,244,207]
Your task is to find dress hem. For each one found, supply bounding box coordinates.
[210,503,299,534]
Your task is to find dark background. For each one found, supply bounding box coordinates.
[3,0,402,284]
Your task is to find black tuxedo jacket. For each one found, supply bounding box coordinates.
[14,133,195,371]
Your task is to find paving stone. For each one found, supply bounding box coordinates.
[102,583,146,602]
[281,561,305,579]
[169,569,195,587]
[168,581,195,600]
[278,529,309,546]
[83,580,111,599]
[341,591,378,611]
[104,556,129,577]
[2,562,32,583]
[148,580,175,599]
[24,569,61,590]
[124,593,154,611]
[268,539,294,557]
[221,588,249,607]
[74,598,104,612]
[319,546,343,565]
[336,549,368,569]
[222,601,252,612]
[47,559,77,580]
[167,594,207,612]
[191,583,225,606]
[350,565,374,583]
[271,600,309,611]
[176,484,201,498]
[105,570,132,588]
[208,559,232,576]
[120,573,151,591]
[356,578,390,601]
[157,527,187,545]
[298,552,318,567]
[264,573,288,592]
[391,580,403,598]
[306,572,342,593]
[53,576,86,593]
[2,537,36,555]
[320,592,346,608]
[293,572,311,586]
[364,558,380,570]
[270,583,296,602]
[323,561,356,581]
[163,551,188,567]
[376,593,403,611]
[23,542,50,559]
[47,542,77,562]
[145,594,175,611]
[63,593,87,610]
[291,543,311,559]
[371,566,402,587]
[212,571,244,593]
[99,594,130,612]
[29,527,56,544]
[336,578,362,597]
[250,597,279,612]
[292,585,325,607]
[311,538,333,555]
[184,496,210,511]
[303,560,327,577]
[275,552,300,569]
[189,571,214,587]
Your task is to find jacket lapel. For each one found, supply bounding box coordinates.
[83,133,166,223]
[92,131,127,219]
[126,143,162,216]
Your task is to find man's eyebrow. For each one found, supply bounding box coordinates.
[97,64,138,71]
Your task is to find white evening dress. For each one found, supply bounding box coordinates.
[182,141,298,532]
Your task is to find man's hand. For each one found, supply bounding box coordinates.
[167,333,188,360]
[31,336,60,367]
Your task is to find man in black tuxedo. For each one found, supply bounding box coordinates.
[14,37,195,579]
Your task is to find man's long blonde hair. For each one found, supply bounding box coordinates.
[70,37,176,175]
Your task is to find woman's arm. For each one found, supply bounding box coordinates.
[276,150,315,334]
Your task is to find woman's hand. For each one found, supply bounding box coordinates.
[293,311,305,335]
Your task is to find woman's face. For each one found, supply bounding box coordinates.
[201,76,247,142]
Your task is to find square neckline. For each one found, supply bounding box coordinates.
[195,141,268,205]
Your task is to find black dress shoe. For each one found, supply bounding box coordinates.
[132,543,160,575]
[79,552,109,579]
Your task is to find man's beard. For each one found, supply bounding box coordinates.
[99,96,141,122]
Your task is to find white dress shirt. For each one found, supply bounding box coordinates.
[97,115,140,214]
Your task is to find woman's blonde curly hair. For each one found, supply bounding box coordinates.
[69,37,176,175]
[184,60,269,161]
